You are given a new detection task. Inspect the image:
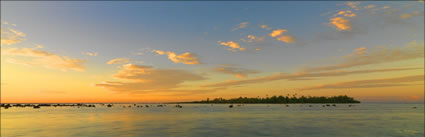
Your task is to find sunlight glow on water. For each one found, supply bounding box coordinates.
[1,103,424,137]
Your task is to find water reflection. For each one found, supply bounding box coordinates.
[1,104,424,137]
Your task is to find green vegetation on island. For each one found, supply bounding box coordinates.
[187,95,360,104]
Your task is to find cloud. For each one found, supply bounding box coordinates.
[203,67,421,88]
[82,52,98,56]
[152,50,200,64]
[217,41,246,52]
[326,1,424,33]
[247,35,256,40]
[1,27,26,46]
[232,22,248,31]
[2,48,85,71]
[260,24,272,30]
[8,28,26,37]
[303,41,424,72]
[269,29,296,43]
[203,41,423,88]
[276,35,296,43]
[326,3,360,32]
[204,41,423,88]
[240,35,265,43]
[364,4,376,9]
[205,41,423,88]
[215,65,260,78]
[269,29,287,37]
[335,10,357,17]
[35,44,44,49]
[400,11,424,19]
[298,75,424,91]
[346,1,361,10]
[95,64,206,93]
[107,58,130,64]
[353,47,367,55]
[329,17,352,31]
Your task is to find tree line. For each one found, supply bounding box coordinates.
[187,95,360,104]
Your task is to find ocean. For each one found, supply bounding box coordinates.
[1,103,424,137]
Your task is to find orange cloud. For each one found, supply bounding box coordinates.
[329,17,351,31]
[2,48,85,71]
[327,2,360,32]
[218,41,246,52]
[95,64,206,93]
[107,58,130,64]
[240,35,265,43]
[247,35,256,40]
[276,35,296,43]
[269,29,287,37]
[1,27,26,46]
[152,50,200,64]
[335,10,357,17]
[269,29,296,43]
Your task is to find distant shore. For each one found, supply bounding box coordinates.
[182,95,361,104]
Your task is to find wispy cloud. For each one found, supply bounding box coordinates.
[302,41,424,72]
[107,58,130,64]
[204,41,423,88]
[334,10,357,17]
[240,35,265,43]
[95,64,206,94]
[215,65,259,78]
[2,48,85,71]
[82,52,98,56]
[203,67,421,88]
[260,24,272,30]
[35,44,44,49]
[1,27,26,46]
[152,50,200,64]
[346,1,361,10]
[400,11,424,19]
[298,75,424,91]
[326,1,423,33]
[217,41,246,52]
[232,22,249,31]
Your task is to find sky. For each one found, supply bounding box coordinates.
[1,1,424,103]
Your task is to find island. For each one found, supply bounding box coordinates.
[185,95,360,104]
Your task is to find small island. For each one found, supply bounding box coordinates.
[186,95,360,104]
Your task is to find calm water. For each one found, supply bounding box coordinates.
[1,103,424,137]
